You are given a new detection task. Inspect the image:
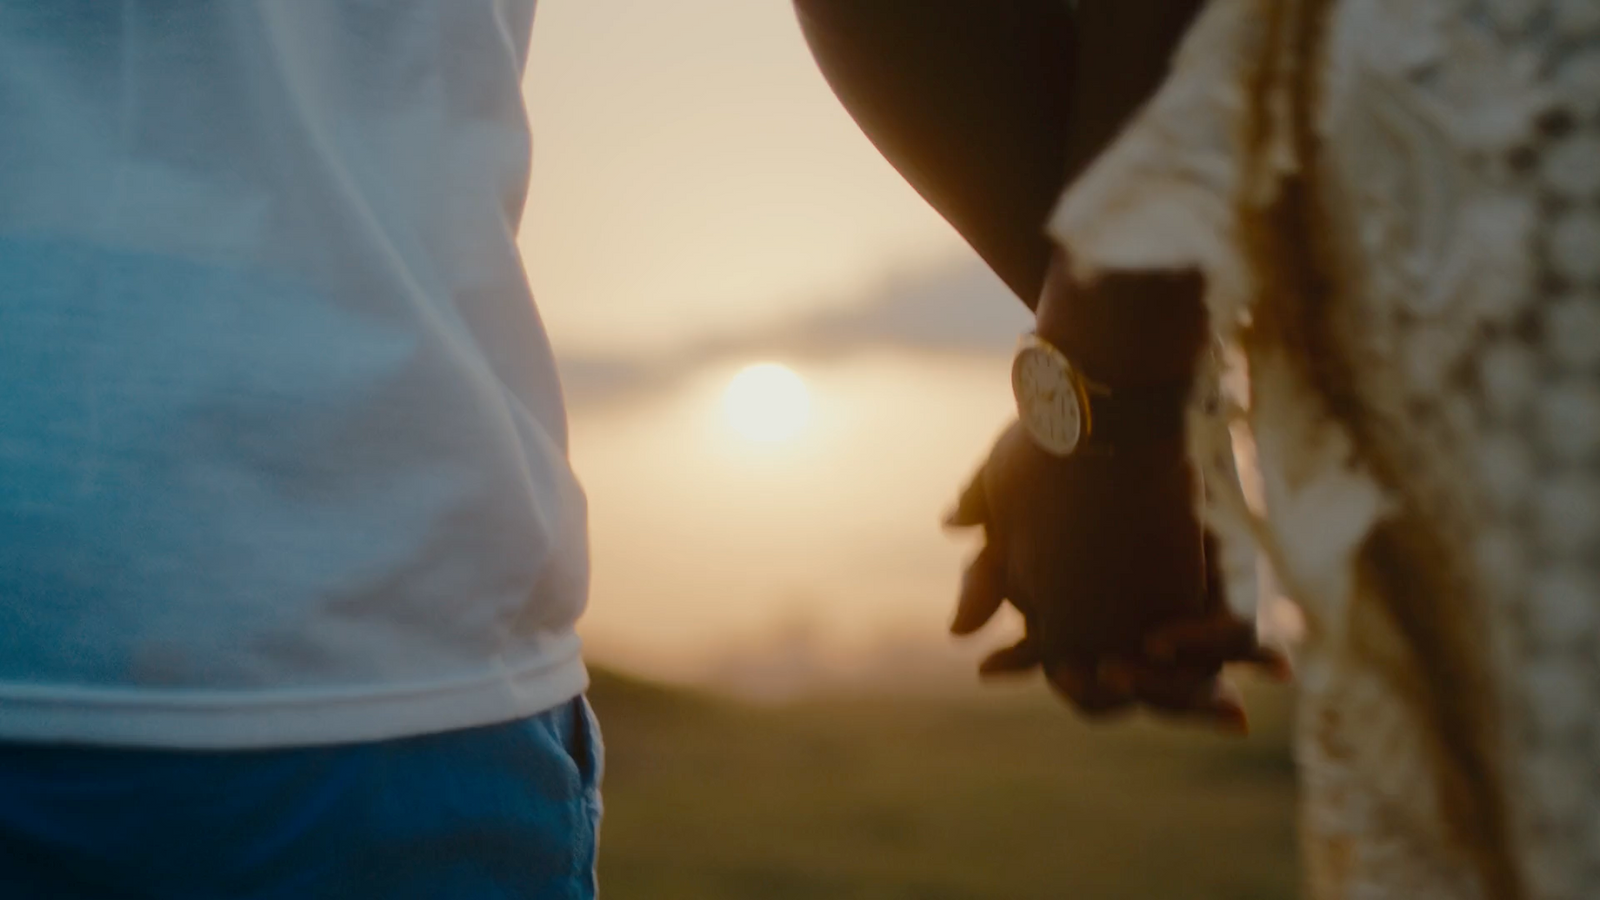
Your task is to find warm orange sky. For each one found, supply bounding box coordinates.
[521,0,974,355]
[519,0,1035,688]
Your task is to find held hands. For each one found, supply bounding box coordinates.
[945,421,1287,732]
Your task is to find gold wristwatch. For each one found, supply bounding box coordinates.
[1011,333,1188,456]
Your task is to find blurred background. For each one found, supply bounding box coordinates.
[521,1,1298,896]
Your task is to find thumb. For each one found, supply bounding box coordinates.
[943,465,990,528]
[951,542,1006,636]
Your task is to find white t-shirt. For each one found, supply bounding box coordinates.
[0,0,589,748]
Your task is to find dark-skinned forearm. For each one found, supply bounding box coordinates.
[796,0,1207,388]
[793,0,1076,306]
[1038,1,1208,389]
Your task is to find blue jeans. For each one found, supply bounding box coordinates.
[0,697,602,899]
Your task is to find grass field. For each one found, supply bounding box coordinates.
[587,669,1300,899]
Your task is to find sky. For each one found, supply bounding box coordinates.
[519,0,1036,688]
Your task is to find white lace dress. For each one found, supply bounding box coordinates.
[1051,1,1600,896]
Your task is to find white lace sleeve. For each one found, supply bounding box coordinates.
[1047,0,1600,896]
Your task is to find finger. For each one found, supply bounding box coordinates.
[1097,659,1250,734]
[1046,660,1136,718]
[1201,530,1226,614]
[1143,614,1259,666]
[1144,674,1248,735]
[1143,615,1294,682]
[951,543,1007,636]
[978,637,1040,677]
[943,467,990,528]
[1242,644,1294,682]
[1112,660,1219,712]
[1191,679,1249,735]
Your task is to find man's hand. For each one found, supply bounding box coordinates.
[945,421,1286,732]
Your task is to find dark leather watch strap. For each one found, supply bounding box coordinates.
[1083,381,1190,449]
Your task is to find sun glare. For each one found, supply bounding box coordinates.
[723,363,811,443]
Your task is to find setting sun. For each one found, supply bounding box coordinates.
[722,363,811,443]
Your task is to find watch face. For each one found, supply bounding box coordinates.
[1012,344,1083,456]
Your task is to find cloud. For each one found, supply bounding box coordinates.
[558,258,1032,407]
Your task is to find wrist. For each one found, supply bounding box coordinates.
[1015,250,1203,457]
[1034,249,1206,389]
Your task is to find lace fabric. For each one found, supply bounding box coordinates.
[1051,0,1600,896]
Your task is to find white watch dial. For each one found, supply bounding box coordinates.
[1012,343,1083,456]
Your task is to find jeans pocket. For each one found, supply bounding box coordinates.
[562,695,604,797]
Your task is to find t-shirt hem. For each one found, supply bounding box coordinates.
[0,645,589,750]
